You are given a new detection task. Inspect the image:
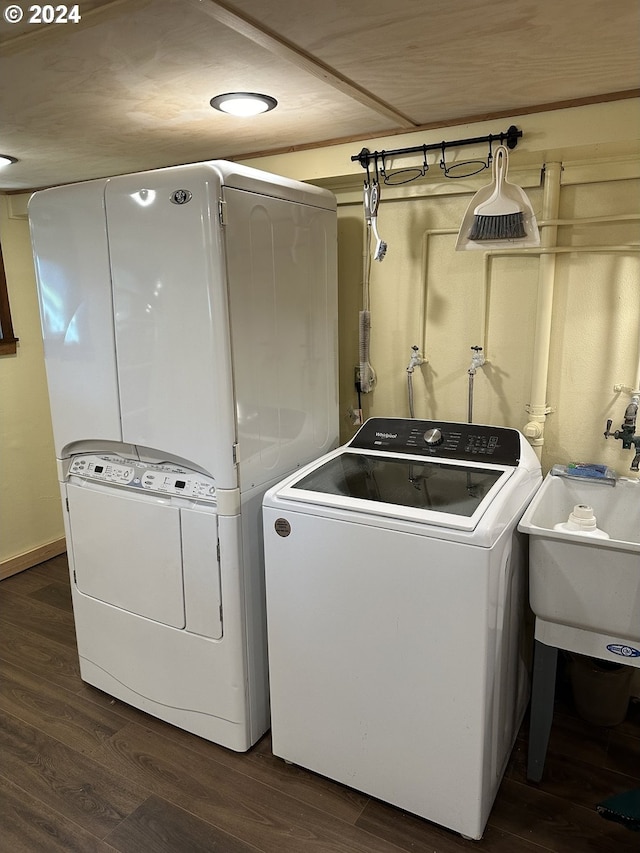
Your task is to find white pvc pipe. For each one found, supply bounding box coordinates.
[421,221,640,362]
[419,214,640,433]
[524,162,561,457]
[483,243,640,433]
[486,244,640,256]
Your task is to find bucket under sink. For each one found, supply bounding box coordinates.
[518,473,640,658]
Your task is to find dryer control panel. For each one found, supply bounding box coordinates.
[350,418,521,466]
[67,454,217,502]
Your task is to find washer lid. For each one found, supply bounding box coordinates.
[278,449,515,531]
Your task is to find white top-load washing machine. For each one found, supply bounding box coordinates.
[29,161,338,751]
[263,417,541,839]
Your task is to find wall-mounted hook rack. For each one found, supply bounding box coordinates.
[352,125,522,182]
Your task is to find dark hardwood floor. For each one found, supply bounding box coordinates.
[1,554,639,852]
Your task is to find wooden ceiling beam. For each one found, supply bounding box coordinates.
[187,0,419,129]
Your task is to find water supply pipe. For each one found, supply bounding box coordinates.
[522,162,562,459]
[406,345,425,418]
[467,346,485,423]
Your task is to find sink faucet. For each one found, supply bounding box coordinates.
[604,396,640,471]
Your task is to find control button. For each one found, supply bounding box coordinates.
[423,428,443,446]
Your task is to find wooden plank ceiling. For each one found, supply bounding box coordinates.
[0,0,638,190]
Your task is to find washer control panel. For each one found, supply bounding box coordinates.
[350,418,521,466]
[68,454,216,502]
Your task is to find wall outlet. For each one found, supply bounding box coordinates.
[348,407,363,426]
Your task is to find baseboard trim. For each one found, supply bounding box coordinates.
[0,538,67,580]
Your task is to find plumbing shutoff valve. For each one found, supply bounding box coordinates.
[604,396,640,471]
[406,345,425,373]
[468,346,485,376]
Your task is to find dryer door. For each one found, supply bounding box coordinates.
[67,483,186,628]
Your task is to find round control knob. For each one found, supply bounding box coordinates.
[423,428,443,446]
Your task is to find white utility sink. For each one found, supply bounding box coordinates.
[518,473,640,661]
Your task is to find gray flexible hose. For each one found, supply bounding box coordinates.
[407,371,415,418]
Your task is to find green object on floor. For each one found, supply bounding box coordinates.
[597,789,640,832]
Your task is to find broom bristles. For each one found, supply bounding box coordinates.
[468,211,526,241]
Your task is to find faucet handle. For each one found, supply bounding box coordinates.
[624,398,638,427]
[604,419,614,439]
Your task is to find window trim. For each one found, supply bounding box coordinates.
[0,242,18,355]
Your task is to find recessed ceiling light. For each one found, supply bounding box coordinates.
[210,92,277,117]
[0,155,18,168]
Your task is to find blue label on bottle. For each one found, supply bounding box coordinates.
[607,643,640,658]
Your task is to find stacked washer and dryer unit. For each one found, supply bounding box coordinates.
[29,161,339,752]
[31,159,541,840]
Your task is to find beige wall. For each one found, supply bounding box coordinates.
[1,99,639,568]
[244,99,640,474]
[325,158,640,475]
[0,193,63,571]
